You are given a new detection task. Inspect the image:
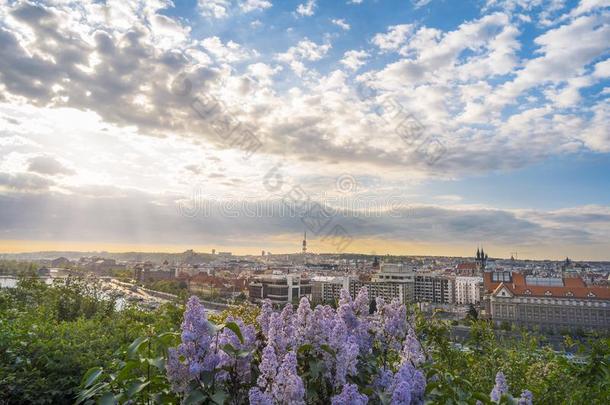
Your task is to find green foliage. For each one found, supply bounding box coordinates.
[0,260,36,275]
[0,276,182,404]
[143,280,188,298]
[208,303,260,327]
[76,331,180,405]
[416,311,610,404]
[2,278,610,405]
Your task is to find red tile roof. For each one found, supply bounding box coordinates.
[484,272,610,300]
[457,262,478,271]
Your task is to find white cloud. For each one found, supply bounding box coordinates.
[247,62,282,86]
[296,0,316,17]
[276,38,331,76]
[201,36,257,63]
[412,0,434,8]
[198,0,231,19]
[372,24,414,52]
[493,12,610,106]
[341,50,369,71]
[331,18,351,30]
[568,0,610,18]
[241,0,272,13]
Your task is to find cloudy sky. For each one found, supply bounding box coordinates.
[0,0,609,259]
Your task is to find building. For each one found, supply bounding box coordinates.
[414,274,455,304]
[350,279,413,304]
[372,263,415,283]
[456,262,478,276]
[136,266,176,282]
[455,276,483,305]
[248,274,312,305]
[484,271,610,332]
[188,274,248,297]
[311,276,349,304]
[311,273,414,305]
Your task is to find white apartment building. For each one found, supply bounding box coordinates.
[311,276,350,304]
[455,276,483,305]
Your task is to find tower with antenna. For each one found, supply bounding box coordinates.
[302,231,307,255]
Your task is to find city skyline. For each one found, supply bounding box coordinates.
[0,0,609,260]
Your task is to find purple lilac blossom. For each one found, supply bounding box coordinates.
[337,288,372,353]
[331,383,368,405]
[258,299,273,337]
[295,297,313,346]
[353,287,369,316]
[490,371,509,402]
[392,362,426,405]
[166,348,189,393]
[167,296,217,390]
[215,317,256,382]
[391,381,412,405]
[338,289,358,329]
[280,303,295,342]
[377,299,408,351]
[257,344,279,390]
[170,288,433,404]
[334,334,360,388]
[248,387,273,405]
[267,312,290,355]
[374,367,394,392]
[518,390,533,405]
[271,351,305,404]
[401,328,425,366]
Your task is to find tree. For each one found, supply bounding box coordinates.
[467,303,478,321]
[369,298,377,314]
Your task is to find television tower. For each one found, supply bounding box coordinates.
[302,231,307,254]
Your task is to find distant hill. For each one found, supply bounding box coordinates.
[0,250,216,265]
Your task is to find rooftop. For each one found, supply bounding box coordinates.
[484,272,610,300]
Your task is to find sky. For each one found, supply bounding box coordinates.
[0,0,609,260]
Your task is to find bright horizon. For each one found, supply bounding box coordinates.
[1,237,608,262]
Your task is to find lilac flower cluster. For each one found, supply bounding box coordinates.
[166,297,256,398]
[169,289,431,404]
[518,390,534,405]
[166,296,216,393]
[372,344,426,404]
[337,288,373,353]
[374,297,408,352]
[251,289,428,403]
[215,316,256,382]
[251,344,305,403]
[331,383,368,405]
[489,371,534,404]
[490,371,509,402]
